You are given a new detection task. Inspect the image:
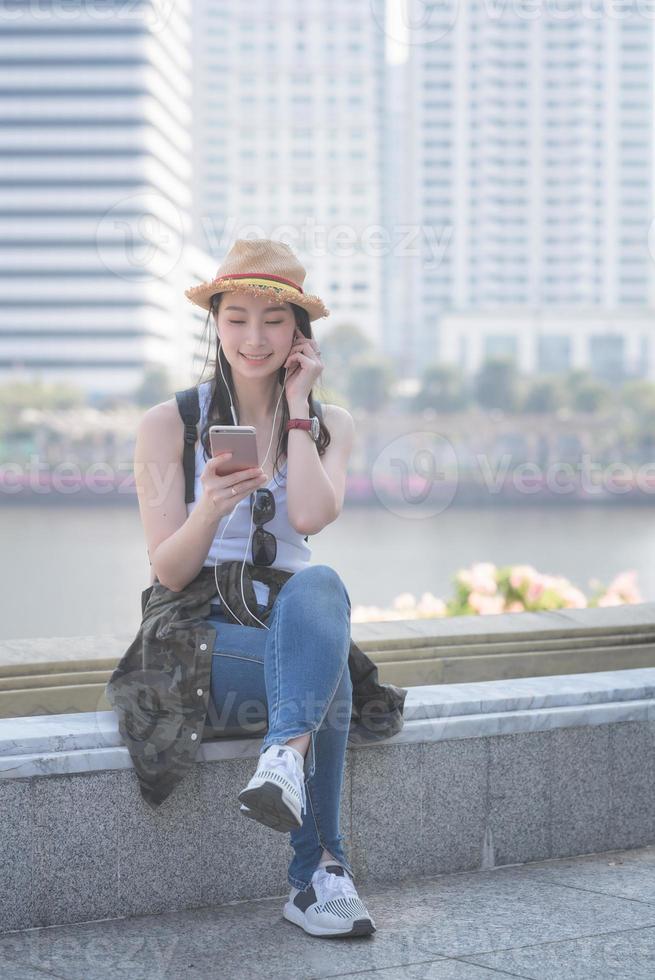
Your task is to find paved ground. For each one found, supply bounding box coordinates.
[3,844,655,979]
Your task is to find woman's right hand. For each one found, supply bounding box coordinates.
[199,452,269,521]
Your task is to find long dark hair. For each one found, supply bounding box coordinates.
[196,291,331,485]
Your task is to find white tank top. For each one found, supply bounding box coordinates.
[186,379,312,607]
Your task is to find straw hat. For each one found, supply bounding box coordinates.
[184,239,330,321]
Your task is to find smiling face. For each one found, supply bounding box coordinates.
[214,291,296,374]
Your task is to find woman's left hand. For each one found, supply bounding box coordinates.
[283,327,323,405]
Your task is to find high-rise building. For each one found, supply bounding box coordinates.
[382,56,418,379]
[0,2,213,398]
[400,1,655,375]
[4,5,652,392]
[191,0,386,346]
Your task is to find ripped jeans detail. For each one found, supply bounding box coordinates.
[206,564,355,890]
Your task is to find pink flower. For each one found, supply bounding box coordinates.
[509,564,539,590]
[417,592,447,616]
[607,570,643,603]
[468,592,505,615]
[392,592,417,611]
[534,574,587,608]
[526,577,546,601]
[597,593,623,607]
[560,586,587,608]
[469,562,498,595]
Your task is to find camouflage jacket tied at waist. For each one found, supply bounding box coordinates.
[105,561,408,810]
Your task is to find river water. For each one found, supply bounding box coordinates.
[2,501,653,641]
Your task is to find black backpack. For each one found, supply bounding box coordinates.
[174,384,323,543]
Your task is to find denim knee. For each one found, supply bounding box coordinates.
[296,564,351,611]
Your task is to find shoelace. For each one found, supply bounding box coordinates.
[264,747,307,816]
[315,866,359,904]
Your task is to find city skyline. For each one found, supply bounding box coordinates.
[0,0,653,393]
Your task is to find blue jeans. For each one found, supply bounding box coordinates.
[205,564,355,892]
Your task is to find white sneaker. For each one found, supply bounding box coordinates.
[283,861,376,937]
[238,744,307,832]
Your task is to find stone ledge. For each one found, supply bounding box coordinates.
[2,600,654,669]
[1,667,655,780]
[2,668,655,933]
[1,602,654,719]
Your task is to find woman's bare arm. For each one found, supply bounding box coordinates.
[134,400,225,592]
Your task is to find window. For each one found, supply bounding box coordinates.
[484,334,518,361]
[589,334,625,381]
[537,335,570,373]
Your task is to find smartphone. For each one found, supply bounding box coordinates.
[209,425,259,477]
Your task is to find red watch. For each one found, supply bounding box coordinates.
[286,416,320,442]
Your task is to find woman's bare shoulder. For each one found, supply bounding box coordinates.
[321,403,355,429]
[137,398,184,451]
[144,397,182,424]
[321,402,352,419]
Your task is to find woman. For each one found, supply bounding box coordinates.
[135,240,376,938]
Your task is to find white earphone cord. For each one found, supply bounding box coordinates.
[212,339,289,631]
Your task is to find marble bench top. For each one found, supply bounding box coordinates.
[0,667,654,781]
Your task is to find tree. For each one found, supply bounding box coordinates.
[414,363,468,412]
[0,379,85,436]
[522,377,562,414]
[561,369,612,414]
[133,366,173,408]
[347,357,393,411]
[317,321,372,394]
[570,379,612,414]
[0,379,84,412]
[474,358,520,412]
[621,379,655,418]
[620,379,655,449]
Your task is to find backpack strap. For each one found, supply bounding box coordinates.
[174,386,201,504]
